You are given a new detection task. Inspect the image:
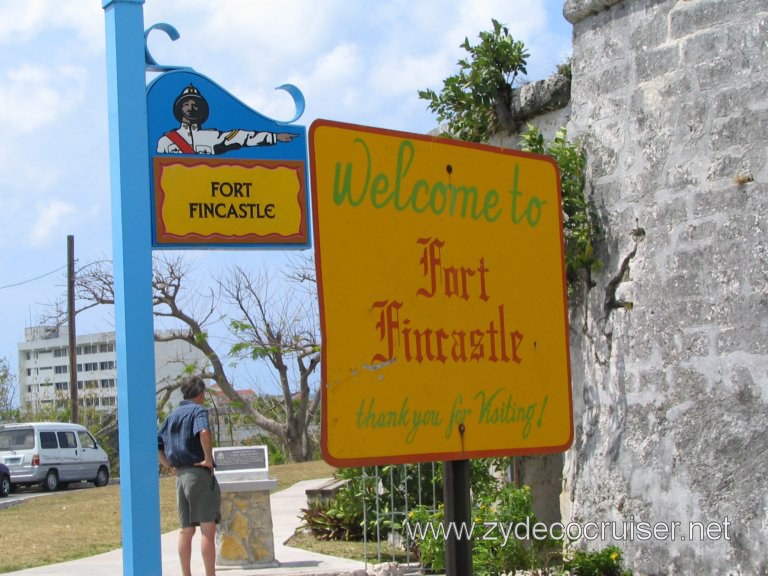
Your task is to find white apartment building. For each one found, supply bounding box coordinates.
[18,325,208,414]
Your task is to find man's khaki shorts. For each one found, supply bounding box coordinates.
[176,467,221,528]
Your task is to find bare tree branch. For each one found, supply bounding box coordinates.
[54,253,322,461]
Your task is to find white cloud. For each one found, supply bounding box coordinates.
[0,64,87,133]
[306,42,364,94]
[0,1,49,42]
[227,41,364,122]
[202,0,340,58]
[454,0,548,38]
[0,0,103,51]
[28,199,76,246]
[144,0,349,76]
[368,52,446,100]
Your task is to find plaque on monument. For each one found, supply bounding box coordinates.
[213,446,269,474]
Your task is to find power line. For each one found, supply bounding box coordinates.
[0,265,67,291]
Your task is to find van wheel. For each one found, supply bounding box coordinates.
[94,466,110,487]
[0,474,10,498]
[43,470,59,492]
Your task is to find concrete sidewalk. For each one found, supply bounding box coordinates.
[2,478,374,576]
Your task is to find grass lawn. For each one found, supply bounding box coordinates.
[0,460,336,573]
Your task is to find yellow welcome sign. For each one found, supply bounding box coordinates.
[310,120,572,466]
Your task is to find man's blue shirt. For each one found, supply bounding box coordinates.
[158,400,210,468]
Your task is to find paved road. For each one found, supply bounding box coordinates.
[0,481,103,509]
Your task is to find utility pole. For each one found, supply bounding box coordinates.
[67,235,78,423]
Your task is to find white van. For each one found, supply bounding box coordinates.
[0,422,110,492]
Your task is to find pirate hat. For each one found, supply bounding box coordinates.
[173,83,209,125]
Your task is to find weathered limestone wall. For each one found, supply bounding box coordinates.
[492,74,572,147]
[559,0,768,574]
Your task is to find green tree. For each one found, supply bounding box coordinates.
[418,18,529,142]
[0,356,17,419]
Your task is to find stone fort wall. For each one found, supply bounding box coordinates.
[555,1,767,574]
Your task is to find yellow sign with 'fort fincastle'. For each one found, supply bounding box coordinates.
[310,120,573,466]
[153,158,308,246]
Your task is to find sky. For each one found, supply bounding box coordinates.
[0,0,572,403]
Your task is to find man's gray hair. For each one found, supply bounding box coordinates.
[180,375,206,400]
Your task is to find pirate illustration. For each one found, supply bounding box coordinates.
[157,84,298,154]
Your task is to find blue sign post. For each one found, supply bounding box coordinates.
[103,3,310,575]
[102,1,161,575]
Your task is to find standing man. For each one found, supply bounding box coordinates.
[158,375,221,576]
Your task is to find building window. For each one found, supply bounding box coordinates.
[54,348,68,358]
[100,378,115,389]
[99,361,115,371]
[55,382,68,391]
[80,344,98,355]
[83,362,98,372]
[54,365,68,374]
[99,343,115,353]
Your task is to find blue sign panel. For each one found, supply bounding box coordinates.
[147,70,310,248]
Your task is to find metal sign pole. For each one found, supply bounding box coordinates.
[443,459,473,576]
[102,1,161,575]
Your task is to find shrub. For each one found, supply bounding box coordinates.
[563,545,632,576]
[418,19,529,142]
[521,125,601,292]
[408,484,560,575]
[298,466,407,541]
[298,497,361,541]
[299,459,634,576]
